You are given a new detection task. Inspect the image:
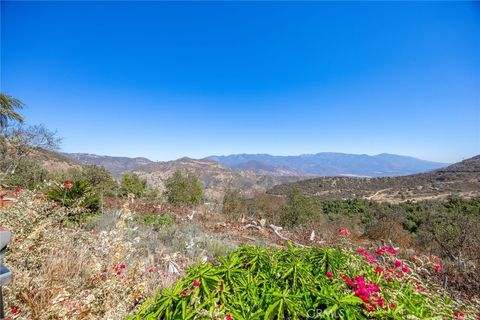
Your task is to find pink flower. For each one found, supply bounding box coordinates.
[375,266,383,275]
[337,227,351,237]
[390,303,395,309]
[326,271,333,279]
[401,265,410,273]
[452,312,465,319]
[119,263,126,269]
[434,264,442,272]
[394,260,402,268]
[356,248,377,264]
[225,315,233,320]
[341,275,356,287]
[10,306,20,315]
[15,186,26,193]
[193,279,200,287]
[181,290,187,296]
[384,245,398,255]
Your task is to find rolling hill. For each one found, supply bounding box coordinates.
[268,155,480,202]
[63,153,153,176]
[131,157,304,201]
[206,152,447,177]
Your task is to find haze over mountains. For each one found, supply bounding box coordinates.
[206,153,447,177]
[64,152,447,178]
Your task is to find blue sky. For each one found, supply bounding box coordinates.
[1,1,479,163]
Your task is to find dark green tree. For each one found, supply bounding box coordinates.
[279,188,317,229]
[0,93,24,129]
[164,170,203,207]
[120,172,147,198]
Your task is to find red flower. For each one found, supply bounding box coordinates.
[434,264,442,272]
[28,245,33,251]
[119,263,126,269]
[356,248,377,264]
[181,290,187,296]
[225,315,233,320]
[452,312,465,319]
[341,275,356,287]
[326,271,333,279]
[15,186,26,193]
[193,279,200,287]
[390,303,395,309]
[147,267,155,273]
[10,306,20,315]
[401,265,410,273]
[394,260,402,268]
[337,227,351,237]
[63,181,74,190]
[375,266,383,275]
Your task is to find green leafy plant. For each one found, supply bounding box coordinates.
[47,180,100,213]
[134,214,175,229]
[129,244,473,319]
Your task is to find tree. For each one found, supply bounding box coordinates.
[164,170,203,207]
[279,188,317,229]
[0,93,24,129]
[120,172,147,198]
[0,124,61,183]
[222,189,248,222]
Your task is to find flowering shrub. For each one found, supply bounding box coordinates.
[130,244,479,319]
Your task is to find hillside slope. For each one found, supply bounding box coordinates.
[206,152,447,177]
[268,155,480,202]
[132,157,304,201]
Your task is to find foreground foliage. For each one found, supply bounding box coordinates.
[131,244,477,319]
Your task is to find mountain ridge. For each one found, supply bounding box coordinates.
[205,152,448,177]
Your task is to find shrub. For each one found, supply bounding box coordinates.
[164,170,203,207]
[121,172,147,198]
[133,214,174,229]
[2,158,49,188]
[47,180,100,214]
[222,189,247,222]
[279,188,317,229]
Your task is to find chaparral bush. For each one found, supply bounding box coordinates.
[130,244,479,319]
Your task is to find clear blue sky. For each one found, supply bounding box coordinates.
[1,1,479,163]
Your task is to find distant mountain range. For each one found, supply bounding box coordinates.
[62,152,448,178]
[205,153,448,177]
[268,155,480,202]
[52,151,476,202]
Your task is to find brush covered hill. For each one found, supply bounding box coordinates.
[132,157,305,201]
[27,148,81,173]
[63,153,153,176]
[268,155,480,202]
